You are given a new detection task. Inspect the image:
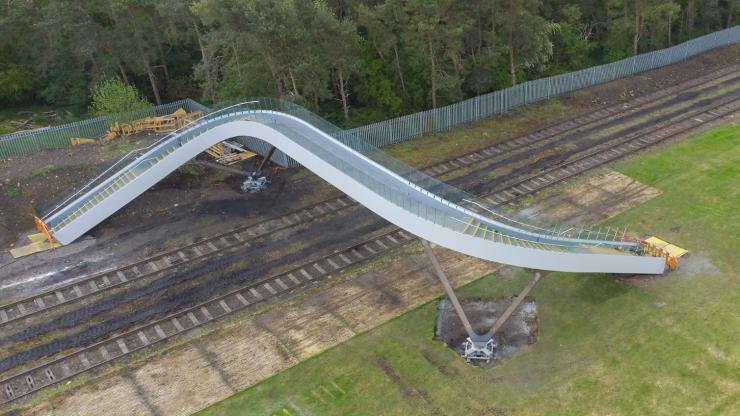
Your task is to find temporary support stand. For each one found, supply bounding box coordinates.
[241,146,276,193]
[422,240,543,363]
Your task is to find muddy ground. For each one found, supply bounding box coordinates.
[434,297,539,363]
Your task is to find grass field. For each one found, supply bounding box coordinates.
[195,123,740,416]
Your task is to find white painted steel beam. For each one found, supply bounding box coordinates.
[45,110,665,274]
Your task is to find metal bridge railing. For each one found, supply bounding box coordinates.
[45,99,638,256]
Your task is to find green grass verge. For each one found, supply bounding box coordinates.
[384,99,570,167]
[195,123,740,416]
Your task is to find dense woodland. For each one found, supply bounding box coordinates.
[0,0,737,126]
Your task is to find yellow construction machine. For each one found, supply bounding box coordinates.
[101,108,204,141]
[71,107,255,166]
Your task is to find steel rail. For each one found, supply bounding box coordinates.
[0,228,414,405]
[482,96,740,205]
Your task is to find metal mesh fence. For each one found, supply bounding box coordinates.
[346,25,740,149]
[0,98,208,159]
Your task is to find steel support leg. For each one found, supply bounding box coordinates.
[257,146,277,172]
[487,272,541,336]
[422,240,543,363]
[421,240,478,340]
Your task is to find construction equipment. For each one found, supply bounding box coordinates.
[204,141,257,165]
[617,234,686,271]
[640,236,688,271]
[10,216,61,258]
[101,108,204,142]
[241,173,269,193]
[70,137,96,146]
[241,146,276,192]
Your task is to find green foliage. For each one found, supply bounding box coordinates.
[4,186,20,198]
[88,78,152,117]
[23,164,54,180]
[550,5,596,71]
[0,0,735,125]
[355,54,402,116]
[0,63,35,103]
[0,120,12,135]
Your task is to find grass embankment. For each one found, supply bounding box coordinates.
[197,122,738,415]
[385,99,572,167]
[0,104,85,135]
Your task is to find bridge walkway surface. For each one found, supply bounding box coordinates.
[40,99,665,274]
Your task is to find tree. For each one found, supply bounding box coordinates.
[551,4,596,71]
[502,0,558,85]
[402,0,468,108]
[89,78,152,116]
[728,0,739,27]
[306,1,362,121]
[1,0,734,126]
[0,64,35,104]
[647,2,681,47]
[357,1,409,97]
[193,0,309,99]
[458,0,504,95]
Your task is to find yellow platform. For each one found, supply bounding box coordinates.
[645,236,689,258]
[9,233,62,258]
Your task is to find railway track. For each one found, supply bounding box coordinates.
[2,64,738,329]
[1,66,738,406]
[446,76,740,196]
[0,195,358,328]
[0,228,414,404]
[481,95,740,205]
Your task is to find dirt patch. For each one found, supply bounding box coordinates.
[515,169,661,226]
[433,297,538,364]
[10,246,493,416]
[564,44,740,109]
[674,255,718,278]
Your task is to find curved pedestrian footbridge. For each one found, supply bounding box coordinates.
[40,99,665,274]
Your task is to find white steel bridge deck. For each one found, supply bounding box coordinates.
[41,100,665,274]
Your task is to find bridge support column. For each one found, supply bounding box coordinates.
[486,271,541,336]
[256,146,277,172]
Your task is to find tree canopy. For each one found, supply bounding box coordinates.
[0,0,737,126]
